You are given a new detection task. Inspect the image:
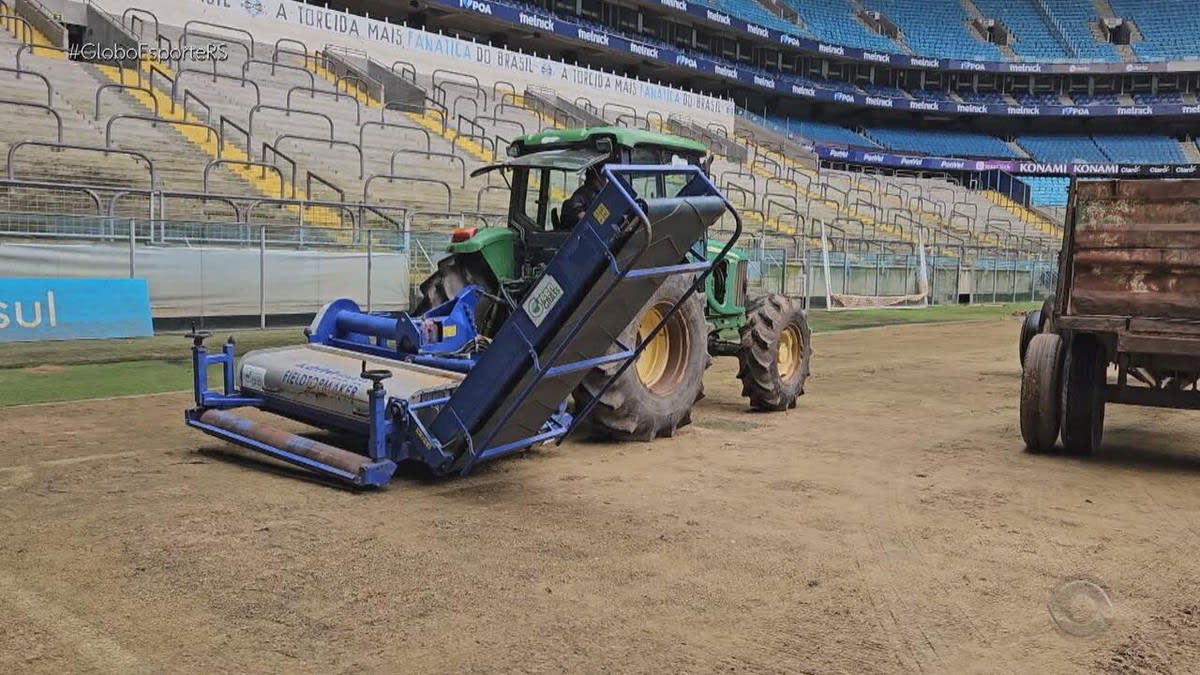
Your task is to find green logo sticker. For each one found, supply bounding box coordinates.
[523,274,565,327]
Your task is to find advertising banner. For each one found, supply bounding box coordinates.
[0,278,154,343]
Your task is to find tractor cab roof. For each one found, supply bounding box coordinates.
[507,126,708,158]
[469,147,609,178]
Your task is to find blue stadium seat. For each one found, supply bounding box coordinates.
[973,0,1069,61]
[1038,0,1119,62]
[705,0,806,36]
[1071,92,1120,106]
[1019,177,1070,207]
[865,128,1019,157]
[768,117,878,147]
[1015,92,1063,106]
[1016,134,1107,162]
[1132,91,1183,105]
[1107,0,1200,61]
[1092,135,1186,163]
[860,83,909,98]
[960,91,1008,105]
[860,0,1004,60]
[910,89,954,102]
[781,0,899,52]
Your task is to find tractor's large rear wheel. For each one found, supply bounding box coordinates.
[575,274,709,441]
[737,294,812,411]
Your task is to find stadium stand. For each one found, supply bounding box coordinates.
[972,0,1072,61]
[1071,92,1121,105]
[1106,0,1200,61]
[1014,134,1108,162]
[1019,176,1070,206]
[1040,0,1120,62]
[691,0,802,36]
[859,0,1005,61]
[1132,91,1183,104]
[863,128,1021,158]
[781,0,897,53]
[765,118,877,147]
[911,89,955,102]
[960,91,1009,105]
[1091,135,1188,163]
[1014,92,1064,107]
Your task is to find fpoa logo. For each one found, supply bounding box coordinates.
[459,0,493,15]
[0,291,57,331]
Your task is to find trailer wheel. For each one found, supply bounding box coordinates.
[1060,333,1107,455]
[1020,333,1065,453]
[737,294,812,411]
[1019,310,1041,366]
[574,274,709,441]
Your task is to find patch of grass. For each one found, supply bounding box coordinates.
[0,360,194,406]
[0,328,303,369]
[808,302,1038,334]
[0,303,1039,407]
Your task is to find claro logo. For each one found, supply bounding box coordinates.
[0,291,57,331]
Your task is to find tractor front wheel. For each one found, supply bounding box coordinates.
[574,274,710,441]
[737,294,812,411]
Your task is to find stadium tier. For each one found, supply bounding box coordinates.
[859,0,1003,61]
[779,0,896,53]
[1014,134,1108,162]
[1107,0,1200,62]
[863,129,1021,158]
[1019,176,1071,206]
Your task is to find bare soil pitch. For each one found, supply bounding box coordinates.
[2,318,1199,674]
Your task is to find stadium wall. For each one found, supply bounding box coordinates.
[0,243,409,319]
[55,0,736,128]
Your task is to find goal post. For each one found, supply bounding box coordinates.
[818,222,931,310]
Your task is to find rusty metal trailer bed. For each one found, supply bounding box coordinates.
[1019,178,1200,454]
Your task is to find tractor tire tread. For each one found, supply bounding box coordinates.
[737,293,812,412]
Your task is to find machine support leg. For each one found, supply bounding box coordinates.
[362,368,393,462]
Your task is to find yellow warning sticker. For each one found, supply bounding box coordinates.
[593,203,610,223]
[443,324,457,338]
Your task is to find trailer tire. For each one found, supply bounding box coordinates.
[1060,333,1107,455]
[1020,333,1065,453]
[574,274,709,441]
[1019,310,1041,366]
[737,294,812,411]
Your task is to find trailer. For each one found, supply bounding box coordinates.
[1020,177,1200,454]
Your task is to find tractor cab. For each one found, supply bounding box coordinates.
[464,127,712,273]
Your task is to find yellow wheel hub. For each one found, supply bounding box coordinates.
[634,303,689,394]
[779,325,803,380]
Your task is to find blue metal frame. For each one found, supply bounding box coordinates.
[183,163,741,488]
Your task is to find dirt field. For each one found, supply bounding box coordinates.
[3,317,1200,674]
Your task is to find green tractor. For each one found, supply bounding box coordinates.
[415,127,812,440]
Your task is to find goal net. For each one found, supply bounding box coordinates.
[817,221,930,309]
